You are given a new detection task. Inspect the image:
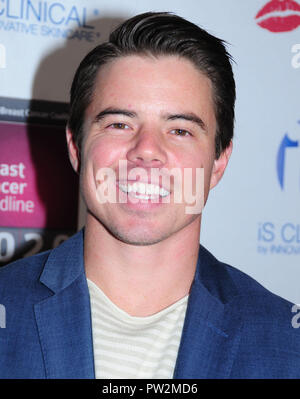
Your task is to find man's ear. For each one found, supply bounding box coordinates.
[66,127,80,173]
[209,140,233,190]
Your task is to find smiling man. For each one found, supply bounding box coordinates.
[0,12,300,379]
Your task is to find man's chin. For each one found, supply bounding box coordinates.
[108,226,169,246]
[87,208,200,246]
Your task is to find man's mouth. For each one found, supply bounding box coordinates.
[255,0,300,32]
[117,182,170,200]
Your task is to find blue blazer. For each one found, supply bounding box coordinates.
[0,230,299,378]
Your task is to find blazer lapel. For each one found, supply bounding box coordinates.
[173,247,243,379]
[34,230,95,378]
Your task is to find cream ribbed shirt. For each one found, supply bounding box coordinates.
[87,278,188,379]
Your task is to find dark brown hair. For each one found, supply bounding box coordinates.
[68,12,235,158]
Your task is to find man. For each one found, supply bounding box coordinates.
[0,12,299,379]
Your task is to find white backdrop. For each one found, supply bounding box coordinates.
[0,0,299,303]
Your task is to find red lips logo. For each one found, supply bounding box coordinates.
[255,0,300,32]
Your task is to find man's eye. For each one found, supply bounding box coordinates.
[170,129,191,137]
[109,123,129,129]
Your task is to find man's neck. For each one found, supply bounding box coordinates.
[84,215,201,317]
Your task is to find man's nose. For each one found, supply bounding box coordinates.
[126,127,167,168]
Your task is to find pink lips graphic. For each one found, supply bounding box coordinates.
[255,0,300,32]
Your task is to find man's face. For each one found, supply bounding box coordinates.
[68,55,231,245]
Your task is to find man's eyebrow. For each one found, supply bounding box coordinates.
[93,108,137,122]
[165,113,207,131]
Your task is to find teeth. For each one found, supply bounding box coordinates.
[137,182,145,194]
[118,182,170,197]
[159,187,169,197]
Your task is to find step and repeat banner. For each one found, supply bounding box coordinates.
[0,0,299,303]
[0,98,78,263]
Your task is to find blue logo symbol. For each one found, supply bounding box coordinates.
[276,120,300,190]
[276,133,299,189]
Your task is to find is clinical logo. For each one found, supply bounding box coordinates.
[276,126,299,190]
[0,0,93,28]
[0,0,101,42]
[258,121,300,256]
[255,0,300,32]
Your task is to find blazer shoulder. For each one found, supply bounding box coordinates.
[199,246,300,364]
[199,245,268,301]
[199,245,297,320]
